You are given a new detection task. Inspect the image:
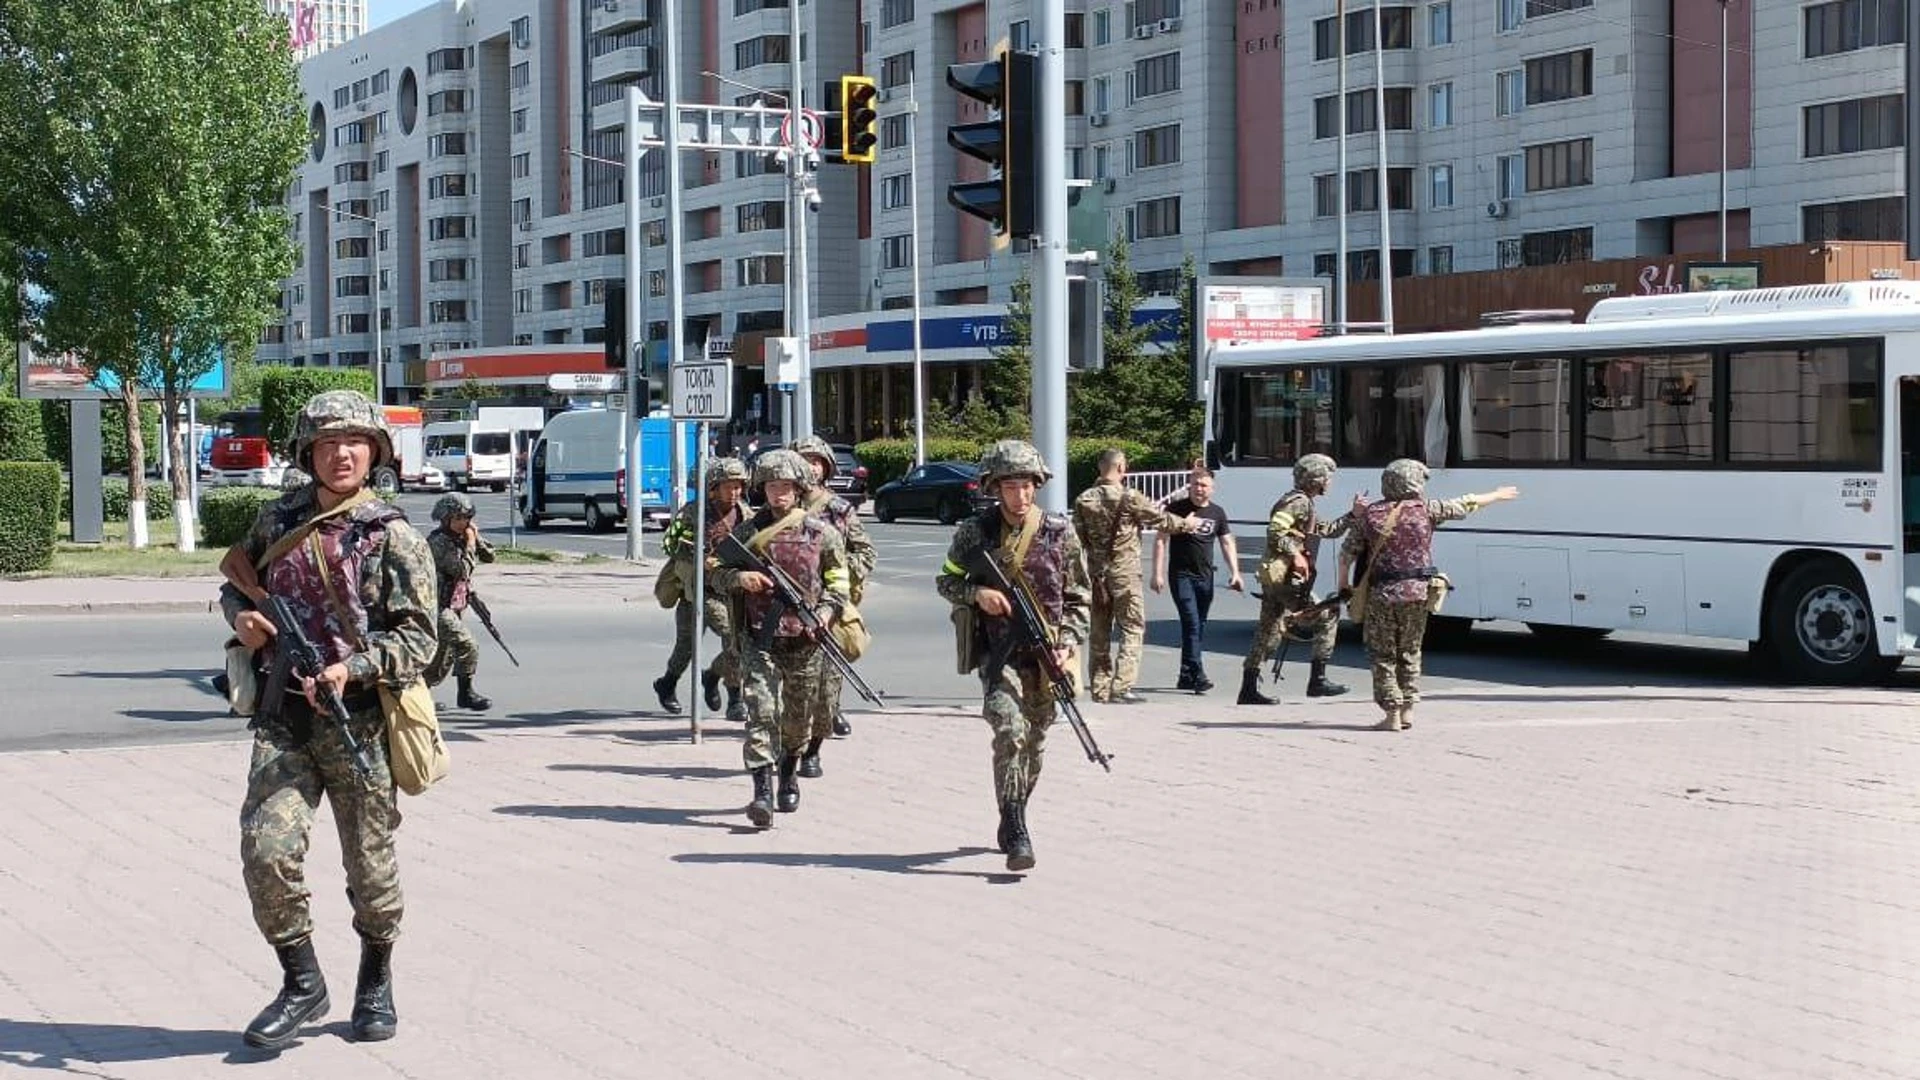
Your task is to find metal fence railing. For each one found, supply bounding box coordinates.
[1125,470,1190,508]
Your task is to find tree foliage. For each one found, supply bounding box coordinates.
[262,368,376,453]
[1066,238,1202,461]
[0,0,308,543]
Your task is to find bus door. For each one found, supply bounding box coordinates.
[1901,377,1920,649]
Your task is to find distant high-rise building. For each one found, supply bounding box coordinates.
[265,0,367,60]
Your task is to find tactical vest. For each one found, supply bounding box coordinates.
[978,508,1075,653]
[263,499,404,669]
[1362,497,1436,604]
[741,512,831,638]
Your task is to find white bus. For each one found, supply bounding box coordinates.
[1205,282,1920,684]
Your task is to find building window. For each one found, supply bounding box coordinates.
[336,313,370,335]
[427,47,465,73]
[1496,69,1525,116]
[428,173,470,199]
[1428,1,1452,44]
[882,234,913,269]
[1803,195,1905,241]
[1583,351,1713,463]
[735,35,791,69]
[1066,13,1086,46]
[334,86,351,109]
[429,258,470,282]
[1429,81,1453,127]
[1314,88,1412,137]
[1135,124,1180,168]
[880,0,913,27]
[881,173,912,209]
[428,300,470,324]
[1132,195,1181,239]
[1806,0,1907,58]
[1429,164,1453,208]
[1428,245,1453,274]
[512,197,532,225]
[1133,52,1180,98]
[737,200,786,232]
[1803,94,1905,157]
[427,89,468,115]
[428,215,470,241]
[881,115,909,150]
[1520,226,1592,265]
[1526,0,1592,15]
[1499,0,1525,29]
[334,162,368,184]
[514,243,531,269]
[513,108,528,134]
[1525,49,1592,105]
[1314,168,1415,216]
[512,153,531,179]
[881,51,914,88]
[335,275,370,298]
[428,132,468,157]
[737,255,786,286]
[1498,153,1525,198]
[1525,137,1594,191]
[1010,19,1032,49]
[335,237,370,259]
[1093,8,1111,45]
[511,15,531,47]
[374,150,389,173]
[510,62,531,90]
[1312,6,1413,59]
[1133,0,1182,28]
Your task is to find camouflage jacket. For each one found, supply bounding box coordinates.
[938,507,1092,652]
[803,487,876,591]
[1072,479,1190,575]
[1260,489,1352,581]
[1342,495,1478,605]
[219,485,439,695]
[662,497,747,598]
[428,525,494,612]
[711,507,850,640]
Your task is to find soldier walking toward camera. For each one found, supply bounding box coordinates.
[939,440,1090,872]
[713,450,850,827]
[655,457,750,720]
[1071,448,1197,704]
[423,493,494,712]
[1239,454,1354,705]
[791,435,875,766]
[220,391,438,1049]
[1342,459,1519,731]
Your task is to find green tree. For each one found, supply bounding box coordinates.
[1068,235,1202,459]
[980,271,1033,436]
[0,0,307,547]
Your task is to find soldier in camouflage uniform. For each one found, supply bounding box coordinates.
[791,435,876,767]
[712,449,851,827]
[1239,453,1354,705]
[219,390,439,1049]
[1341,459,1518,731]
[938,440,1091,872]
[654,457,750,720]
[1071,448,1197,703]
[423,492,495,711]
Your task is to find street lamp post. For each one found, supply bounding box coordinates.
[330,205,386,405]
[1718,0,1730,260]
[894,89,927,466]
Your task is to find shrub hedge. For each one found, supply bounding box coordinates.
[0,400,47,462]
[201,487,278,548]
[100,476,176,522]
[0,462,61,574]
[262,369,375,453]
[854,436,1178,496]
[39,399,162,474]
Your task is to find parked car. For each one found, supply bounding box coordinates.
[827,444,869,508]
[870,461,995,524]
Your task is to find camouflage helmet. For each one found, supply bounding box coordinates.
[432,492,477,524]
[280,466,311,492]
[1293,453,1336,490]
[292,389,394,472]
[1381,458,1429,500]
[752,448,814,490]
[978,439,1052,486]
[788,435,838,480]
[705,455,750,489]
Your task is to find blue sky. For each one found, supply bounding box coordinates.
[368,0,437,29]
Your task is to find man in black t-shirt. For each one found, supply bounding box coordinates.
[1151,470,1242,693]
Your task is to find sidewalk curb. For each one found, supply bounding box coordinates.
[1,600,218,617]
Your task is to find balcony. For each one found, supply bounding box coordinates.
[592,44,655,85]
[592,0,652,33]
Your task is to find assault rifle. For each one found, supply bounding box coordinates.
[259,594,377,784]
[1259,588,1352,681]
[467,593,520,667]
[962,547,1112,773]
[715,532,883,706]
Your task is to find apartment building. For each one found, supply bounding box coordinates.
[266,0,369,60]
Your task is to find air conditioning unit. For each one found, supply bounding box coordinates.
[1486,199,1510,220]
[1132,24,1155,39]
[650,197,664,208]
[1088,112,1108,127]
[518,221,534,231]
[1102,177,1118,194]
[1157,17,1181,32]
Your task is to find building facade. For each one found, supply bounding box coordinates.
[258,0,1908,436]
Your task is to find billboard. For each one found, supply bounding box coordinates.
[16,341,229,401]
[1189,276,1331,401]
[1684,262,1762,292]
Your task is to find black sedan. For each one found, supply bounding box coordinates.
[870,461,995,524]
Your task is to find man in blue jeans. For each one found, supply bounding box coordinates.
[1151,470,1241,693]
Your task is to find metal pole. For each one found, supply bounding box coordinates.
[1718,0,1730,260]
[624,85,647,561]
[905,92,926,466]
[1335,0,1348,331]
[662,0,690,525]
[1033,5,1066,512]
[1372,0,1393,334]
[689,419,706,743]
[1910,0,1920,261]
[788,0,814,440]
[372,223,384,404]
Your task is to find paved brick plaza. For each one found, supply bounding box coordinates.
[0,681,1915,1079]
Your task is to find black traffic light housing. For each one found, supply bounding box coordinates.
[946,49,1038,238]
[603,282,664,406]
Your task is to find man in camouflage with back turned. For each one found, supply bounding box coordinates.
[423,491,494,712]
[1071,447,1199,703]
[790,435,876,772]
[654,456,750,719]
[1239,453,1354,705]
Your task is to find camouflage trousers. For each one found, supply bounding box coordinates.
[1087,565,1146,699]
[740,636,823,770]
[808,661,845,744]
[423,608,477,686]
[1363,600,1429,709]
[1243,583,1337,672]
[981,661,1055,804]
[240,709,403,947]
[664,595,739,688]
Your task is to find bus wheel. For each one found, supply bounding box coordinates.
[1766,559,1878,684]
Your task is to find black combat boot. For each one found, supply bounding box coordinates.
[1306,659,1349,698]
[776,753,801,813]
[798,736,824,778]
[1236,668,1275,706]
[995,801,1015,854]
[243,937,329,1050]
[701,669,723,712]
[1003,800,1035,872]
[832,712,852,737]
[724,687,748,723]
[746,767,775,827]
[349,937,397,1042]
[456,674,491,712]
[652,675,681,714]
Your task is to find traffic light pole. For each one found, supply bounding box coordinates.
[787,0,814,442]
[624,85,647,563]
[1033,2,1069,515]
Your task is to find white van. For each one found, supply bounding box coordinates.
[522,409,626,532]
[423,421,514,492]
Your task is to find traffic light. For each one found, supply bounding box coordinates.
[603,282,626,369]
[946,49,1039,238]
[840,75,878,163]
